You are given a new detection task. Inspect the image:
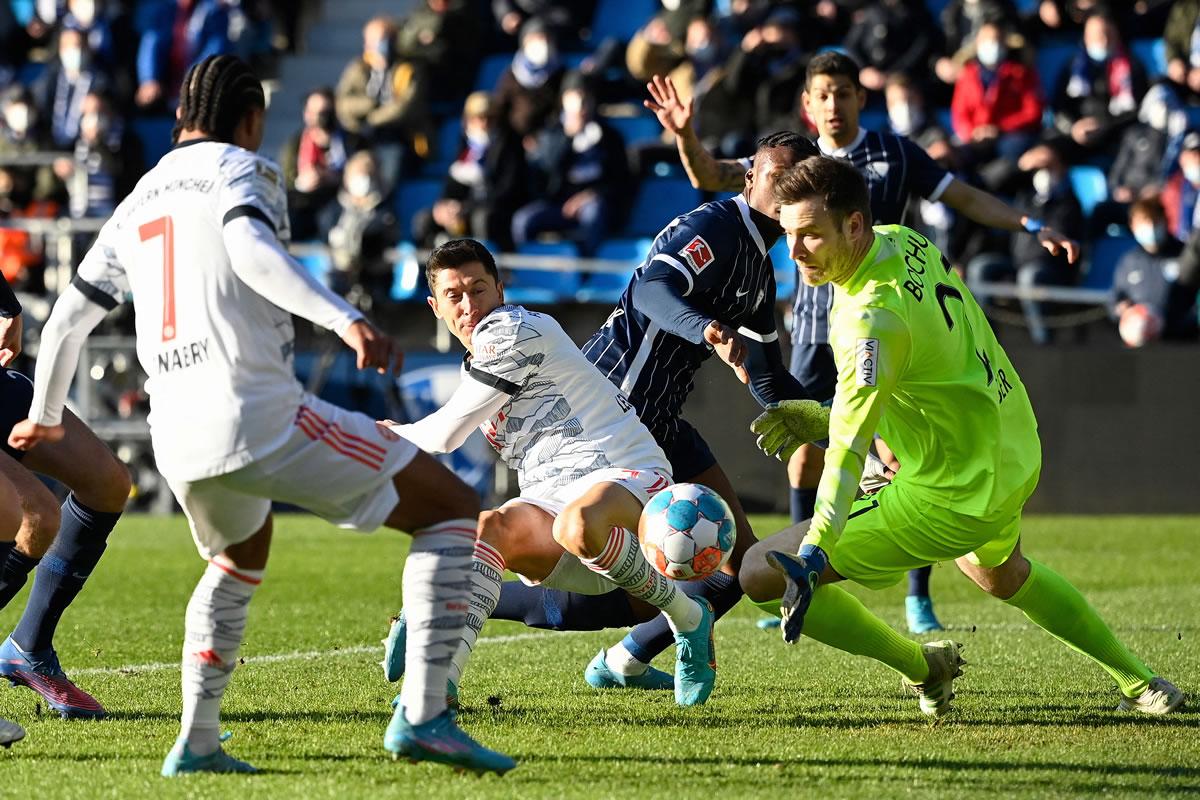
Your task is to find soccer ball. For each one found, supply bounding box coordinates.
[1118,304,1163,348]
[638,483,735,581]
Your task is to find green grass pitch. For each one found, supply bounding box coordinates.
[0,514,1196,799]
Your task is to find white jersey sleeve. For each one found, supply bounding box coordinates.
[216,149,291,242]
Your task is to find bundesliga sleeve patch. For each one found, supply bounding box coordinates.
[679,235,714,275]
[856,338,879,387]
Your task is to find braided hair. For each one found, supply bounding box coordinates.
[172,55,266,144]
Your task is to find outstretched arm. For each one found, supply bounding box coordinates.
[381,377,509,454]
[645,74,747,192]
[939,177,1080,264]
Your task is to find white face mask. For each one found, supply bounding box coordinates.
[5,105,30,134]
[976,40,1003,69]
[1032,168,1054,197]
[1132,223,1163,252]
[523,39,550,67]
[1184,163,1200,186]
[347,174,372,197]
[61,48,83,74]
[1145,101,1169,131]
[72,0,97,25]
[1086,44,1109,62]
[888,103,921,136]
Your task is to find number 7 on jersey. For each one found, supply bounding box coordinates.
[139,215,177,342]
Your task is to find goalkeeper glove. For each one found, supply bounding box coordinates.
[750,400,831,461]
[765,544,828,644]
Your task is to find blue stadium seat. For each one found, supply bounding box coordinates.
[859,108,888,133]
[1069,165,1108,219]
[427,116,463,172]
[474,53,512,92]
[575,238,650,303]
[504,241,583,305]
[10,0,34,25]
[1035,40,1077,101]
[624,178,699,238]
[130,116,176,167]
[295,248,332,284]
[15,61,45,86]
[603,114,662,146]
[1082,235,1136,290]
[769,238,796,305]
[389,242,426,302]
[393,178,443,241]
[590,0,657,42]
[935,108,953,136]
[924,0,951,20]
[563,51,589,71]
[1131,38,1167,81]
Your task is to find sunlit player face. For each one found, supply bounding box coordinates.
[779,197,866,287]
[427,261,504,352]
[802,73,864,142]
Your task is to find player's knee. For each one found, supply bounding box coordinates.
[477,508,515,553]
[551,504,601,559]
[92,454,132,512]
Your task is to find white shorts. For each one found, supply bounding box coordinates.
[502,466,671,593]
[168,393,420,559]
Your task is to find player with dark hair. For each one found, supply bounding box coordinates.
[738,155,1182,718]
[644,53,1078,634]
[386,131,846,703]
[13,55,513,776]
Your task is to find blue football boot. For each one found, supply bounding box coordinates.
[0,636,105,719]
[161,733,258,776]
[584,649,673,690]
[384,706,516,775]
[673,599,716,706]
[905,596,945,634]
[382,611,406,682]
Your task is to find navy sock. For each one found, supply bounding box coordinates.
[907,565,932,598]
[12,495,121,652]
[0,542,39,611]
[622,571,742,664]
[791,488,817,524]
[490,580,640,631]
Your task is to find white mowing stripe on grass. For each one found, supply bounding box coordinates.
[71,629,594,678]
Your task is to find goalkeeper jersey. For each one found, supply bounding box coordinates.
[809,224,1041,549]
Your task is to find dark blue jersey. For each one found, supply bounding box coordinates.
[793,128,954,345]
[582,195,784,446]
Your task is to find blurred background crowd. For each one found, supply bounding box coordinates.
[1,0,1198,354]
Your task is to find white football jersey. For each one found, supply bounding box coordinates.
[468,305,670,497]
[73,140,313,481]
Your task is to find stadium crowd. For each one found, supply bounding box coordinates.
[1,0,1199,346]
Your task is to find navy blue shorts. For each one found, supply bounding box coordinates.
[788,342,837,404]
[660,419,716,483]
[0,367,33,462]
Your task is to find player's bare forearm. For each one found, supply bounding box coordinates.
[676,128,745,193]
[940,178,1024,231]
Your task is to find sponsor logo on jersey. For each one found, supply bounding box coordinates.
[680,236,714,274]
[868,161,889,179]
[856,338,878,386]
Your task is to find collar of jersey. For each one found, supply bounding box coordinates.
[842,232,888,293]
[817,127,866,158]
[173,136,215,150]
[732,194,767,256]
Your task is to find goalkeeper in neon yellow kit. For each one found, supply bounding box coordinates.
[737,155,1183,717]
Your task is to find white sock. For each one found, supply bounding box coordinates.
[399,519,475,726]
[606,641,648,676]
[180,557,262,756]
[448,540,505,686]
[582,527,701,633]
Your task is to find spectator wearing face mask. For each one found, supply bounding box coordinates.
[32,26,111,151]
[0,88,64,207]
[412,92,527,251]
[51,90,140,219]
[323,150,400,305]
[1161,131,1200,243]
[951,23,1042,162]
[1050,11,1148,159]
[1110,196,1197,342]
[511,74,629,257]
[934,0,1021,88]
[969,144,1084,345]
[336,15,433,186]
[282,87,358,241]
[62,0,116,70]
[494,19,565,139]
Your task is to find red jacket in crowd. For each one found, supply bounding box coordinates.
[951,59,1044,142]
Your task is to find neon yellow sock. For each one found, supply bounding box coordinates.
[802,585,928,682]
[1005,558,1153,697]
